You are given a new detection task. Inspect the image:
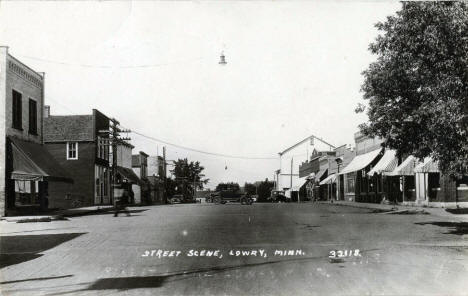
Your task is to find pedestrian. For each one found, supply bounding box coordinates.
[114,189,131,217]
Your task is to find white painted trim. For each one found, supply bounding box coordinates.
[66,142,78,160]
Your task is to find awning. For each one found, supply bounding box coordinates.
[288,178,309,191]
[10,137,73,183]
[319,173,336,185]
[338,148,382,175]
[314,168,328,182]
[368,149,398,176]
[384,155,418,176]
[414,157,439,173]
[116,166,141,184]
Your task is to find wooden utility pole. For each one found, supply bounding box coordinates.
[163,146,167,204]
[108,118,130,205]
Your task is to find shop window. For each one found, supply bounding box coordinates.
[346,176,355,193]
[28,99,37,135]
[67,142,78,160]
[12,90,22,130]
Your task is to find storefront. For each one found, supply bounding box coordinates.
[384,155,418,203]
[338,148,383,202]
[6,137,73,215]
[367,149,398,203]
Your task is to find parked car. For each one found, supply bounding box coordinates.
[211,190,253,205]
[169,194,183,204]
[268,190,289,203]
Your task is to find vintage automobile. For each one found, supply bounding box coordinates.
[210,190,253,205]
[268,190,289,203]
[169,194,184,204]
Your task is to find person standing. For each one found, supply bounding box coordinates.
[114,188,131,217]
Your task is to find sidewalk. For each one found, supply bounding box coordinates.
[324,200,468,221]
[1,205,115,223]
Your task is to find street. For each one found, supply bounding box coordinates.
[1,203,468,296]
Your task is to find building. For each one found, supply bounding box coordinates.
[147,155,165,204]
[43,108,111,208]
[278,135,336,201]
[298,150,335,201]
[328,145,355,201]
[337,131,384,202]
[132,151,149,204]
[1,47,73,216]
[114,141,141,202]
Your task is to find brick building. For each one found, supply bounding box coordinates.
[1,47,72,216]
[43,108,111,208]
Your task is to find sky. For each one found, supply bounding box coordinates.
[0,1,401,189]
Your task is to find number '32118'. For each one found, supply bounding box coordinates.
[329,249,361,258]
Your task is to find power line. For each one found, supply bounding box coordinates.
[130,130,277,160]
[17,54,206,69]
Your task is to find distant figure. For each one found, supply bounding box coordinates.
[114,189,131,217]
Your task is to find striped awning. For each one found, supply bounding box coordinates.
[314,168,328,182]
[414,157,439,173]
[319,173,336,185]
[384,155,418,176]
[338,148,382,175]
[368,149,398,176]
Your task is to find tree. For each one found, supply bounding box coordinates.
[257,179,275,202]
[357,2,468,178]
[170,158,209,199]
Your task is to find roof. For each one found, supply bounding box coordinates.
[44,115,94,142]
[10,137,73,183]
[319,173,336,185]
[368,149,398,176]
[338,148,382,175]
[414,157,439,173]
[116,166,141,184]
[384,155,418,176]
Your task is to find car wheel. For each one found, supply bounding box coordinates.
[214,197,221,204]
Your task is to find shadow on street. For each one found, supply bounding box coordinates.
[0,232,86,268]
[415,221,468,235]
[47,255,326,295]
[0,275,74,285]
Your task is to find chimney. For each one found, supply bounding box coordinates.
[44,105,50,118]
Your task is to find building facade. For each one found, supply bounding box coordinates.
[132,151,149,204]
[338,132,384,202]
[43,108,111,208]
[1,47,72,216]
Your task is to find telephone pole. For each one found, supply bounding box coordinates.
[109,118,131,204]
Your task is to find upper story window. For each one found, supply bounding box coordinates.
[12,90,22,130]
[28,99,37,135]
[67,142,78,160]
[141,163,147,178]
[97,136,110,161]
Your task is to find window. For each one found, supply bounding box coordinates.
[97,137,110,161]
[346,175,355,193]
[12,90,22,130]
[67,142,78,160]
[28,99,37,135]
